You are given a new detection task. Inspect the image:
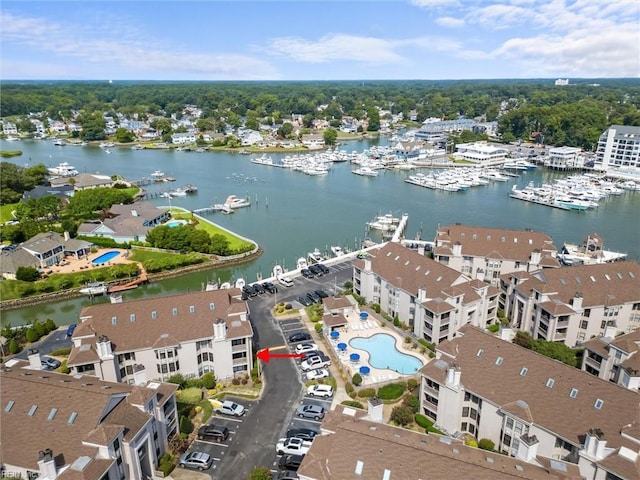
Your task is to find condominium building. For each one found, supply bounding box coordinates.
[353,242,500,345]
[297,402,582,480]
[500,261,640,347]
[594,125,640,171]
[67,289,253,383]
[581,327,640,390]
[1,357,179,480]
[453,142,509,165]
[545,146,584,170]
[433,224,559,286]
[419,325,639,480]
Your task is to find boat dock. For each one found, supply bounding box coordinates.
[107,266,149,293]
[391,213,409,242]
[509,193,570,210]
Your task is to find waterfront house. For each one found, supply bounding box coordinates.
[297,402,581,480]
[500,261,640,347]
[170,132,197,144]
[580,327,640,390]
[432,224,559,287]
[353,242,499,345]
[419,325,639,480]
[1,356,179,480]
[50,172,114,190]
[67,289,254,383]
[2,121,18,135]
[546,146,584,170]
[454,141,509,166]
[301,133,325,149]
[594,124,640,173]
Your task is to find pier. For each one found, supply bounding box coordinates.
[391,213,409,243]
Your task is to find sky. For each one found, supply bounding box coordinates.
[1,0,639,81]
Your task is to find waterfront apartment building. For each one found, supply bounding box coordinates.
[419,326,639,480]
[581,327,640,390]
[432,224,559,287]
[67,289,254,384]
[297,403,582,480]
[594,124,640,171]
[353,242,499,345]
[545,146,584,170]
[1,357,179,480]
[500,261,640,347]
[453,141,509,166]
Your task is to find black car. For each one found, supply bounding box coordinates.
[252,283,265,294]
[278,454,304,471]
[197,424,230,442]
[308,264,323,276]
[317,263,330,274]
[297,296,313,307]
[286,428,319,441]
[262,281,277,294]
[288,332,312,343]
[300,268,314,279]
[276,471,299,480]
[242,284,258,297]
[314,289,329,299]
[306,291,321,303]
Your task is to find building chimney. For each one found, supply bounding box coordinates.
[475,268,485,282]
[603,323,618,339]
[213,318,227,341]
[572,292,583,311]
[96,335,113,360]
[367,396,384,423]
[584,428,607,460]
[132,364,147,386]
[417,287,427,302]
[530,249,541,264]
[37,448,57,479]
[452,242,462,257]
[63,231,70,242]
[446,364,461,388]
[516,434,539,463]
[28,348,42,370]
[499,325,515,342]
[364,258,372,272]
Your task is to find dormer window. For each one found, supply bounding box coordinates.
[172,308,178,316]
[189,306,195,313]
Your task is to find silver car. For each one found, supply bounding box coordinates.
[178,451,213,471]
[296,404,325,420]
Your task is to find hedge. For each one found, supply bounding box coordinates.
[377,382,406,400]
[357,387,376,398]
[176,387,203,405]
[341,400,364,409]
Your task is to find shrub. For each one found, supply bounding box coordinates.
[341,400,364,409]
[167,373,186,388]
[25,328,39,343]
[157,454,176,476]
[185,377,203,389]
[179,415,193,435]
[465,438,478,448]
[352,373,363,386]
[201,372,216,389]
[487,323,500,333]
[393,318,401,327]
[314,323,323,333]
[44,319,57,332]
[377,382,406,400]
[51,347,72,356]
[371,303,381,313]
[16,266,40,282]
[407,378,418,391]
[232,377,241,385]
[403,394,420,413]
[285,303,292,310]
[9,339,19,354]
[176,387,203,405]
[390,405,413,426]
[415,414,431,429]
[60,359,70,374]
[478,438,495,451]
[247,466,273,480]
[345,382,354,394]
[404,336,411,343]
[357,387,376,398]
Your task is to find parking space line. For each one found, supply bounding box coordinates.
[210,415,244,423]
[194,439,229,447]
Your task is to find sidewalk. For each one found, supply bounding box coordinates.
[166,469,211,480]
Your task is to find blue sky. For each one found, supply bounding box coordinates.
[1,0,638,80]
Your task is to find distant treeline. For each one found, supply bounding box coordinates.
[1,79,639,149]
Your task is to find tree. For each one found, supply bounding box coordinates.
[277,122,294,138]
[114,127,136,143]
[16,266,40,282]
[246,467,272,480]
[9,339,20,354]
[513,331,534,350]
[352,373,363,386]
[403,394,420,413]
[478,438,495,451]
[201,372,215,389]
[390,405,413,426]
[323,127,338,146]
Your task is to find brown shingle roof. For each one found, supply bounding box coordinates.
[75,289,252,353]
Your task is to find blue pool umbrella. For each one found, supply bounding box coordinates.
[350,353,360,363]
[359,312,369,320]
[330,330,340,339]
[359,366,370,375]
[337,342,347,351]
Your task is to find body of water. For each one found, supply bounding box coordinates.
[2,138,639,327]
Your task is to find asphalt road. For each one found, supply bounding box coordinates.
[14,326,73,360]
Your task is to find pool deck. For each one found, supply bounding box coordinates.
[46,248,134,275]
[326,310,427,385]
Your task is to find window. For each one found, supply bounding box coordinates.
[580,320,588,330]
[546,378,555,388]
[520,367,528,377]
[569,388,579,398]
[462,407,470,417]
[189,306,195,313]
[583,309,590,317]
[151,311,157,319]
[130,314,135,322]
[594,399,604,410]
[172,308,178,316]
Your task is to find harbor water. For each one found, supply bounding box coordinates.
[1,138,639,327]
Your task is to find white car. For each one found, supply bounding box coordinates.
[305,368,330,381]
[211,400,245,417]
[300,355,331,372]
[295,343,318,354]
[306,384,334,398]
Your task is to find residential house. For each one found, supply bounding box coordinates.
[22,183,75,201]
[419,325,639,480]
[545,146,584,170]
[581,327,640,390]
[454,142,509,165]
[2,121,18,135]
[298,402,583,480]
[237,128,262,146]
[500,261,640,347]
[594,124,640,172]
[67,289,254,383]
[170,132,197,144]
[1,355,179,480]
[353,242,500,345]
[77,202,170,243]
[433,224,559,286]
[301,134,325,149]
[30,119,46,135]
[50,173,113,190]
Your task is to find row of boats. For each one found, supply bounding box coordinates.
[509,173,639,210]
[404,167,519,192]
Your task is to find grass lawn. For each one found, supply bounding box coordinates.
[0,203,19,223]
[169,210,254,251]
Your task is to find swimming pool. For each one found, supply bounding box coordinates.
[350,333,423,374]
[92,251,120,265]
[166,219,188,228]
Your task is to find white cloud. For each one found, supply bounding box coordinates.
[409,0,460,7]
[436,16,465,28]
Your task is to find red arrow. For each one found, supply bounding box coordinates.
[257,349,305,363]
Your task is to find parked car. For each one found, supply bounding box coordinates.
[211,400,245,416]
[197,424,230,441]
[306,384,334,398]
[317,264,330,274]
[289,332,312,343]
[300,268,314,279]
[300,349,323,360]
[286,428,319,441]
[276,470,300,480]
[300,354,331,371]
[278,275,294,287]
[295,343,318,354]
[306,291,321,303]
[297,296,313,307]
[305,368,330,381]
[252,283,265,294]
[314,289,329,299]
[276,437,313,456]
[242,284,258,297]
[278,454,305,471]
[308,264,323,276]
[65,324,77,338]
[262,281,277,293]
[178,451,213,471]
[296,404,325,420]
[41,357,61,370]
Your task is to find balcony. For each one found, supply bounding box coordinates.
[232,343,248,353]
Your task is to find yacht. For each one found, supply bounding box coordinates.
[352,166,379,177]
[205,280,219,291]
[224,195,251,209]
[331,246,344,257]
[48,162,79,177]
[151,170,166,181]
[367,213,399,231]
[53,139,66,146]
[307,248,325,264]
[79,282,108,296]
[99,142,115,148]
[251,154,274,166]
[296,257,309,270]
[234,278,246,289]
[272,264,284,278]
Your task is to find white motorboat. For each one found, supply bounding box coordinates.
[296,257,309,270]
[224,195,251,209]
[272,265,284,278]
[99,142,114,148]
[53,139,66,146]
[170,188,188,197]
[352,166,379,177]
[331,246,344,257]
[234,278,246,289]
[307,248,325,264]
[367,213,399,231]
[48,162,79,177]
[205,280,219,291]
[151,170,166,180]
[251,154,274,165]
[79,282,108,296]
